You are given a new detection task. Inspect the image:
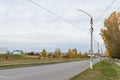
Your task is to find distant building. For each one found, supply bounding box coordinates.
[12,50,23,54]
[0,47,8,54]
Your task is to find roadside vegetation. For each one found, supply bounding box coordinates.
[101,11,120,59]
[0,48,100,69]
[70,59,120,80]
[0,55,87,69]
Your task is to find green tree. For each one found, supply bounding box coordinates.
[101,11,120,59]
[47,52,52,59]
[78,51,83,58]
[28,51,35,55]
[41,49,47,57]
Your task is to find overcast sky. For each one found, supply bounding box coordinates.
[0,0,120,52]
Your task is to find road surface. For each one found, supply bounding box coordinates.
[0,59,99,80]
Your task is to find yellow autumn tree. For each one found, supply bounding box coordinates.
[101,11,120,59]
[68,48,77,58]
[54,48,61,58]
[41,49,47,58]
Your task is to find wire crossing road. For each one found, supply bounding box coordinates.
[0,59,99,80]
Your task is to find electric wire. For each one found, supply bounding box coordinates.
[28,0,88,32]
[28,0,103,52]
[93,0,116,50]
[96,0,116,23]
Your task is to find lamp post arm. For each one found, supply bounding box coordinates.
[77,9,93,25]
[77,9,92,19]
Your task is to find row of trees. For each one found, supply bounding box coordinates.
[40,48,89,59]
[101,11,120,59]
[27,48,90,59]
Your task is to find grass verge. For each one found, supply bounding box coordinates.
[70,59,120,80]
[0,58,88,70]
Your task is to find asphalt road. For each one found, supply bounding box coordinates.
[0,59,99,80]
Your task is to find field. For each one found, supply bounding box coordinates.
[0,54,88,69]
[70,59,120,80]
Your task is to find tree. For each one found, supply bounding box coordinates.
[28,51,35,55]
[78,51,83,58]
[68,48,72,58]
[83,52,88,58]
[47,52,52,59]
[101,11,120,59]
[72,48,77,58]
[54,48,61,58]
[41,49,47,57]
[68,48,77,58]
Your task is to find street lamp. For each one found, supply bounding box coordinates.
[77,9,94,69]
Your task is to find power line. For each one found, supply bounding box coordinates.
[28,0,103,52]
[28,0,88,32]
[113,0,120,11]
[94,0,116,51]
[93,0,116,49]
[96,0,116,22]
[28,0,99,40]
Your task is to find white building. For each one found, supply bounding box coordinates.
[0,47,8,54]
[12,50,23,54]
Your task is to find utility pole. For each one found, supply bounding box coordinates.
[100,47,103,60]
[77,9,94,69]
[90,17,94,69]
[97,42,100,54]
[97,42,101,60]
[101,47,103,56]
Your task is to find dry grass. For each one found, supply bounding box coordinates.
[0,54,88,69]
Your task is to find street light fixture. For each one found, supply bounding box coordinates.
[77,9,94,69]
